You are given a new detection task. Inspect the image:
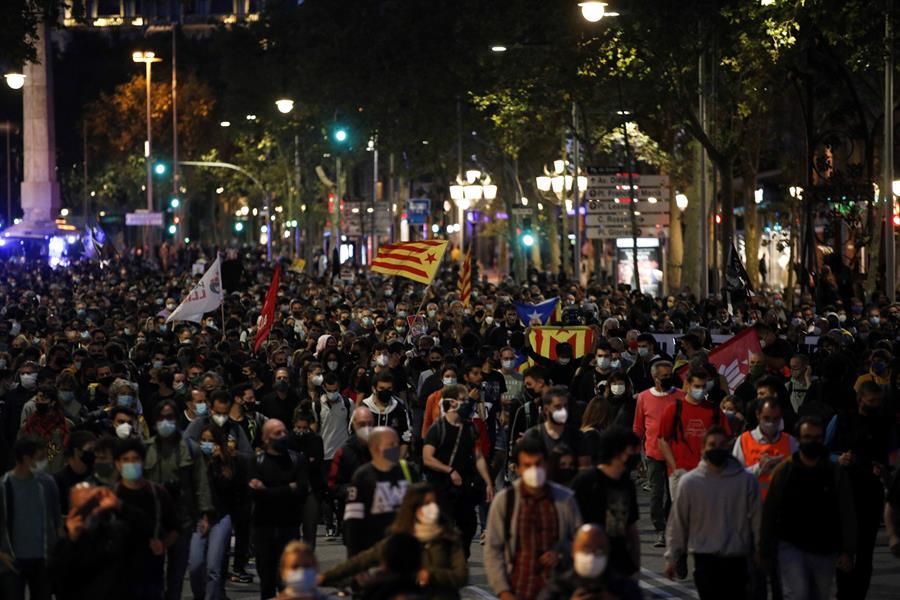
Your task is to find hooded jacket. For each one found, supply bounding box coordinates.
[665,456,761,564]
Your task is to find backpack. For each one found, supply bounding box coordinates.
[312,395,352,429]
[667,398,720,443]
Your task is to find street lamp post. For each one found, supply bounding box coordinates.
[449,170,497,254]
[536,164,587,278]
[133,51,161,250]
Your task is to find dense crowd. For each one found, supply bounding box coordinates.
[0,248,898,600]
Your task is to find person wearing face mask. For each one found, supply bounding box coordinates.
[114,438,180,600]
[632,360,683,548]
[658,370,731,505]
[323,483,467,599]
[423,385,495,559]
[484,436,583,600]
[527,342,576,393]
[761,417,856,600]
[19,386,71,474]
[185,391,253,456]
[415,346,448,401]
[507,366,550,463]
[732,398,797,502]
[2,362,40,461]
[625,334,660,394]
[261,368,301,429]
[275,541,325,599]
[327,407,374,542]
[0,436,61,600]
[144,400,214,600]
[664,427,760,599]
[539,524,642,600]
[420,364,460,438]
[571,428,642,579]
[250,419,310,600]
[523,387,592,470]
[53,431,98,514]
[853,348,893,394]
[188,425,246,600]
[310,373,352,539]
[825,381,893,600]
[573,342,616,402]
[343,427,418,558]
[361,372,414,457]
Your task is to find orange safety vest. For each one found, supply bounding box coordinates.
[739,430,792,500]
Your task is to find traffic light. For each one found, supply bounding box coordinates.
[153,162,167,176]
[521,232,535,247]
[169,197,180,209]
[893,214,900,227]
[333,127,348,143]
[234,221,244,233]
[167,224,176,235]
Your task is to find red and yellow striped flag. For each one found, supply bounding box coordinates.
[458,248,472,306]
[528,326,595,361]
[371,240,448,285]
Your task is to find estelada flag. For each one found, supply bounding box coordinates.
[677,326,761,393]
[253,264,281,353]
[528,326,595,361]
[371,240,448,285]
[459,248,472,305]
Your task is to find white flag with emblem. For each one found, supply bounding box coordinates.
[166,256,224,323]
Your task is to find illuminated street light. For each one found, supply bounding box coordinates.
[579,2,619,22]
[275,98,295,114]
[755,188,764,204]
[220,121,231,128]
[4,73,25,90]
[491,45,508,52]
[675,193,689,210]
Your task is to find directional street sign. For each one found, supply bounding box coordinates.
[585,187,670,201]
[586,212,670,227]
[125,211,164,226]
[587,174,670,189]
[586,199,670,214]
[511,207,532,217]
[585,225,665,239]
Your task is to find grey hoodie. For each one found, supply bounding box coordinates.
[665,456,761,563]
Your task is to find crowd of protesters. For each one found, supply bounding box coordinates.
[0,247,899,600]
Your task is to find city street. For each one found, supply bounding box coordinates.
[205,487,900,599]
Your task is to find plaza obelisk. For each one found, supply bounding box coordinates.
[2,20,66,240]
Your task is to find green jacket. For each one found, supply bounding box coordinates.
[321,526,467,600]
[144,435,212,530]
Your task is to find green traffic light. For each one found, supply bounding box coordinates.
[334,128,348,143]
[170,198,180,209]
[154,163,167,175]
[234,222,244,232]
[522,233,535,247]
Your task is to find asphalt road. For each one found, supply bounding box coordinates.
[197,487,899,600]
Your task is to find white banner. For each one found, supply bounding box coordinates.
[167,256,224,323]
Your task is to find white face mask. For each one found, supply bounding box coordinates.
[610,383,626,396]
[374,355,389,367]
[520,465,547,488]
[501,359,516,370]
[573,551,608,578]
[212,414,229,427]
[558,357,571,366]
[20,373,37,389]
[418,501,440,525]
[327,361,339,371]
[442,377,457,386]
[310,374,324,387]
[115,422,133,439]
[355,425,372,442]
[551,407,568,425]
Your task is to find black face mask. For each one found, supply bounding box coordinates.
[376,389,393,403]
[457,400,475,420]
[704,448,731,468]
[35,403,50,414]
[274,380,290,393]
[662,376,681,390]
[80,449,96,468]
[272,436,291,453]
[799,441,826,460]
[554,468,577,484]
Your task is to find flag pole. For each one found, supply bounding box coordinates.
[218,252,226,339]
[416,284,432,316]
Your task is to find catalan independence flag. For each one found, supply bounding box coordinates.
[459,248,472,305]
[371,240,449,285]
[528,326,595,361]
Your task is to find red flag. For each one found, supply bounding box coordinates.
[253,265,281,353]
[678,327,762,393]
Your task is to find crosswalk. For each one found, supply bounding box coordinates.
[460,569,698,600]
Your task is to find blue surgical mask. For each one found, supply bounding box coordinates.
[283,567,317,593]
[156,419,177,438]
[200,441,215,456]
[120,462,143,482]
[117,395,135,408]
[58,390,76,403]
[382,446,401,464]
[195,402,208,416]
